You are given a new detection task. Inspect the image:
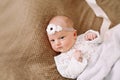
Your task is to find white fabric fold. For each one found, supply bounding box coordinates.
[77,24,120,80]
[77,0,120,80]
[85,0,111,40]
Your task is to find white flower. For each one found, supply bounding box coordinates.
[46,24,62,35]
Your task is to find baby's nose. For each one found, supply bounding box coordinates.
[55,40,61,46]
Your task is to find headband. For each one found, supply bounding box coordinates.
[46,24,75,35]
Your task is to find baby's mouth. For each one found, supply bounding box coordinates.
[57,47,63,51]
[57,47,62,49]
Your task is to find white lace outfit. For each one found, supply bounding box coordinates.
[54,30,102,79]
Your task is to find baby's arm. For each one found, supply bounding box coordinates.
[72,50,83,62]
[84,30,102,44]
[54,50,87,79]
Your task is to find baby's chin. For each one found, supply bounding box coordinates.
[54,47,71,53]
[54,49,64,53]
[57,49,69,53]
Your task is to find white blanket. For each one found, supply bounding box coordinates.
[77,24,120,80]
[77,0,120,80]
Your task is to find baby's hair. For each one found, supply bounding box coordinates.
[49,16,74,29]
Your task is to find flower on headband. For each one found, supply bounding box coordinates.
[46,24,62,35]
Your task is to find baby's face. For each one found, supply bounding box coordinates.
[48,30,77,53]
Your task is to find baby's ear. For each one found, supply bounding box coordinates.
[73,30,77,38]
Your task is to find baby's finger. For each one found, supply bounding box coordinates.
[85,34,90,40]
[92,34,97,39]
[87,34,93,41]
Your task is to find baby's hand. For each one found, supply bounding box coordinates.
[84,32,97,41]
[73,50,83,62]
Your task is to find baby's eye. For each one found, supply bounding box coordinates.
[50,39,55,42]
[60,36,65,39]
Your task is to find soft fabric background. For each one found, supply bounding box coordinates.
[0,0,120,80]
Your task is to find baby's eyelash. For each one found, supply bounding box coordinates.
[50,39,55,42]
[60,36,65,39]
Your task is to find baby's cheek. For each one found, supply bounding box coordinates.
[63,41,68,46]
[52,45,55,49]
[65,42,71,49]
[50,44,55,49]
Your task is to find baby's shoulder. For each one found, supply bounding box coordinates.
[75,34,85,44]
